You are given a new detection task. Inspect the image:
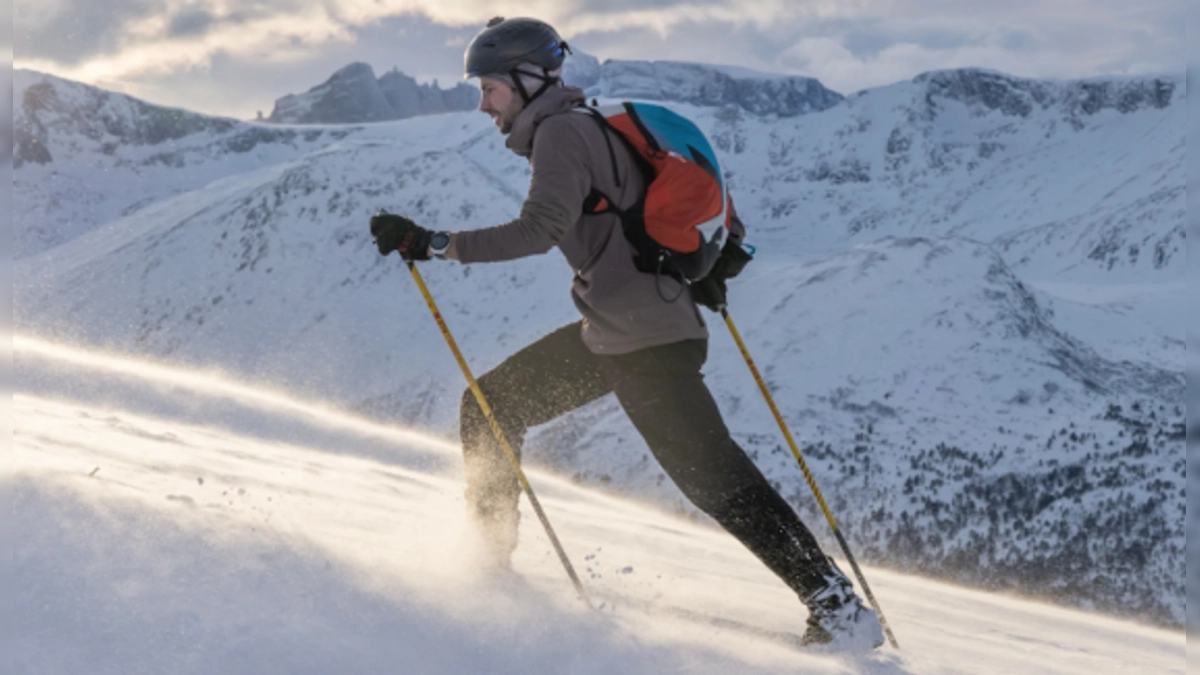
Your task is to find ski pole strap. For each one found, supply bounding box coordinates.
[405,261,592,608]
[720,306,899,649]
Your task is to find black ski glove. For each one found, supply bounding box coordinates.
[370,212,432,260]
[690,238,754,312]
[690,274,728,313]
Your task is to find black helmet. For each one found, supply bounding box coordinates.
[464,17,570,79]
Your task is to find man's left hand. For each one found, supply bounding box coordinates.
[370,213,433,260]
[690,239,753,312]
[690,275,728,312]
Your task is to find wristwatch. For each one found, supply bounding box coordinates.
[429,231,451,259]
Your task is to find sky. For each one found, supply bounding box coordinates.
[12,0,1188,120]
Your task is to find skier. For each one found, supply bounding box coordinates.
[369,16,884,650]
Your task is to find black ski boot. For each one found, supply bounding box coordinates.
[801,559,884,651]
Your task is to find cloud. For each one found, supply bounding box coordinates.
[13,0,851,78]
[764,5,1186,93]
[569,2,1185,93]
[779,37,1032,93]
[166,7,219,39]
[12,0,1187,118]
[15,13,483,121]
[17,1,359,80]
[15,0,164,66]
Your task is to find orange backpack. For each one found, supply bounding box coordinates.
[580,102,731,282]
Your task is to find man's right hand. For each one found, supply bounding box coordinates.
[370,213,433,260]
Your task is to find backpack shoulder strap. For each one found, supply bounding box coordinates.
[576,105,656,190]
[574,106,623,189]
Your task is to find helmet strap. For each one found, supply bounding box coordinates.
[510,68,558,105]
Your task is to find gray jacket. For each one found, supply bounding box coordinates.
[454,86,710,355]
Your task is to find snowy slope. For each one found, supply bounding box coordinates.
[11,67,1186,627]
[12,337,1187,674]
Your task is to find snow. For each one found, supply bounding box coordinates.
[12,335,1186,674]
[11,66,1186,635]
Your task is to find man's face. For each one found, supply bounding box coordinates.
[478,78,524,135]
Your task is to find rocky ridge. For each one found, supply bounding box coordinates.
[564,51,844,117]
[268,62,479,124]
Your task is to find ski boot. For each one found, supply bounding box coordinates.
[801,560,885,651]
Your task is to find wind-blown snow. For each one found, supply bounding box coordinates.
[12,337,1185,674]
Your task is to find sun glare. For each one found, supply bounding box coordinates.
[13,334,460,455]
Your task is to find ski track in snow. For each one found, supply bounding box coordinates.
[12,336,1185,675]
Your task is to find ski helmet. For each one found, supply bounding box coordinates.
[464,17,570,80]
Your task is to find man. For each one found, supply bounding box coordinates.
[369,16,884,650]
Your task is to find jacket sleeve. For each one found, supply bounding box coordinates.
[453,117,592,264]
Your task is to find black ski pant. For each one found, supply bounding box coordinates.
[461,321,836,600]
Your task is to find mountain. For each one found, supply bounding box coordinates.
[564,51,844,117]
[11,66,1186,626]
[267,62,479,124]
[267,51,844,125]
[11,69,358,259]
[715,67,1185,284]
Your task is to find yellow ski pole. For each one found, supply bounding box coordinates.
[720,305,899,649]
[405,259,592,608]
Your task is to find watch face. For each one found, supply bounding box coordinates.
[430,232,450,250]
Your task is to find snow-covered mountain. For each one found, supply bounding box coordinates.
[11,66,1185,626]
[12,69,361,258]
[563,51,844,118]
[266,51,844,125]
[267,62,479,124]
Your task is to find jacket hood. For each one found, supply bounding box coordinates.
[506,85,586,157]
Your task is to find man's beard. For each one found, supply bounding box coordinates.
[498,98,525,135]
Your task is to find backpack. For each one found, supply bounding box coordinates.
[578,102,730,283]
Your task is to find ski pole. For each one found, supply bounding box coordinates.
[719,304,899,649]
[403,259,593,608]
